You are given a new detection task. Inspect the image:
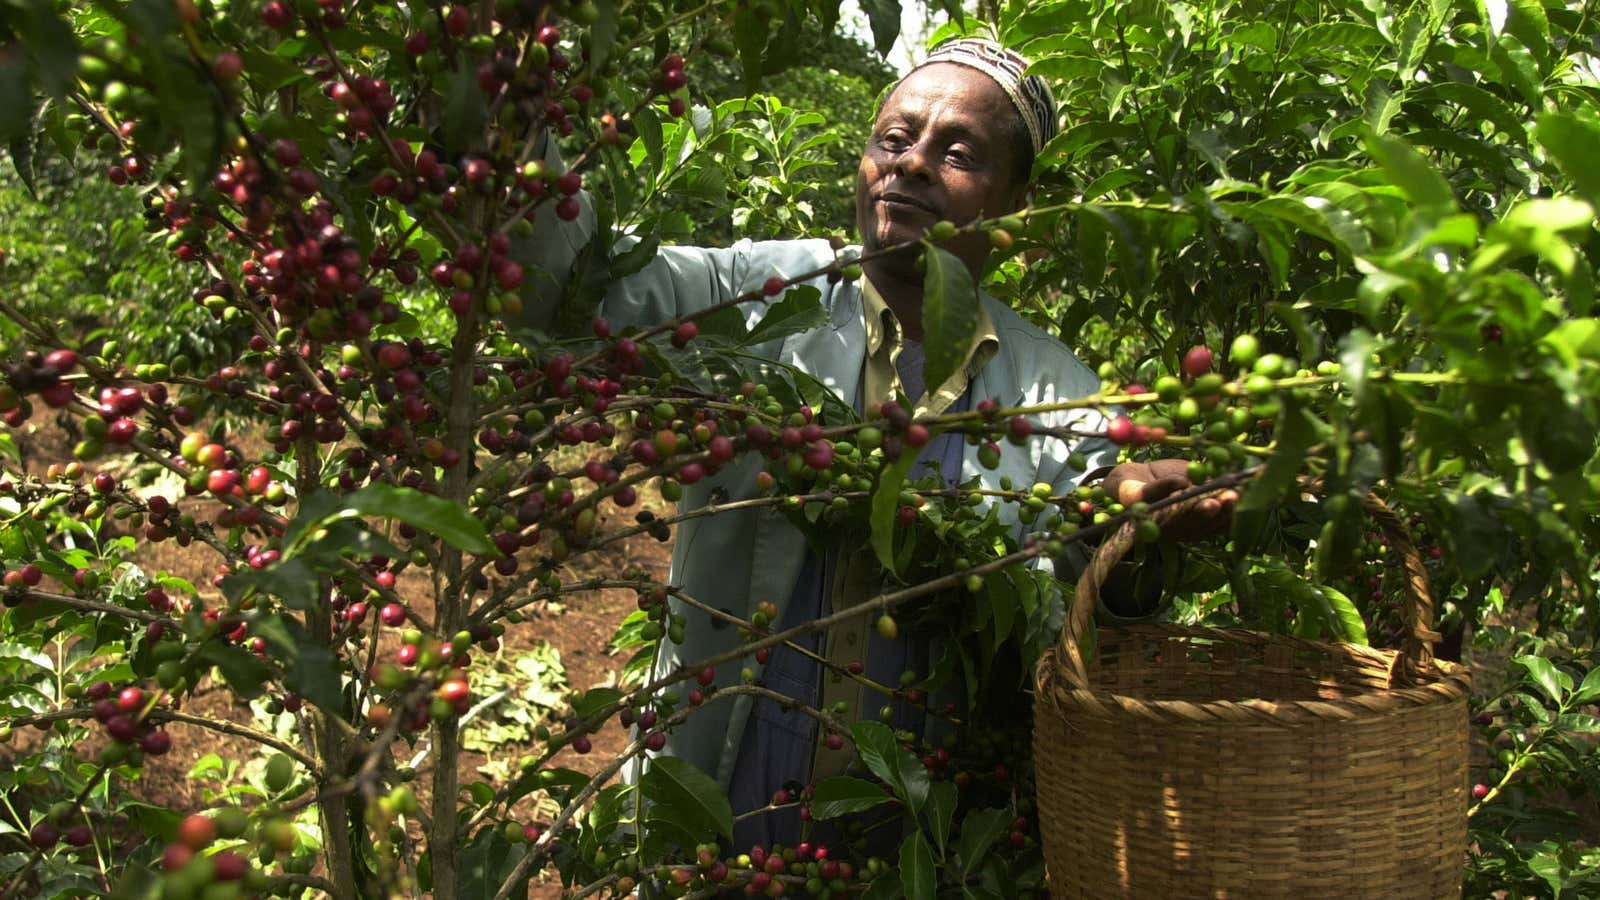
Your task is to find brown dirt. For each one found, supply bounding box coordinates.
[2,416,671,898]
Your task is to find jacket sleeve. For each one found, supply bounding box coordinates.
[509,137,832,333]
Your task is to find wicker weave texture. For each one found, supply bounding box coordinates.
[1034,632,1471,898]
[1033,493,1472,898]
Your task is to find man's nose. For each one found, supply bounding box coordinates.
[894,141,935,181]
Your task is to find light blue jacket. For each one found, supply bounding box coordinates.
[516,175,1117,792]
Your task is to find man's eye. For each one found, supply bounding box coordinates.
[879,132,909,150]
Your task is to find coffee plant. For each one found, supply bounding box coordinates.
[0,0,1597,897]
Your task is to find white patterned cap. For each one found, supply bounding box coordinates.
[911,38,1058,157]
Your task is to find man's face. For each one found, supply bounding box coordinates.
[855,63,1028,275]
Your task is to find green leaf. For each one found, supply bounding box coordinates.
[1484,0,1548,59]
[1237,403,1322,512]
[586,0,619,73]
[850,721,929,816]
[199,643,271,700]
[1514,655,1572,704]
[920,243,979,395]
[1535,113,1600,206]
[129,34,222,190]
[1538,318,1600,368]
[1319,584,1369,645]
[742,285,827,347]
[925,781,956,856]
[587,783,632,840]
[1416,82,1525,143]
[870,452,918,573]
[809,776,894,819]
[188,753,227,780]
[285,643,344,716]
[570,686,624,721]
[955,807,1009,876]
[609,232,660,279]
[985,572,1019,646]
[859,0,902,55]
[899,830,936,900]
[1526,847,1567,896]
[0,47,34,145]
[1572,666,1600,705]
[440,63,488,151]
[860,871,903,900]
[14,0,77,96]
[1555,713,1600,734]
[1503,197,1594,233]
[222,556,316,609]
[1489,34,1541,105]
[7,116,37,201]
[342,484,493,554]
[732,6,768,91]
[640,756,733,840]
[246,613,345,717]
[1364,133,1456,212]
[458,828,528,900]
[634,106,663,176]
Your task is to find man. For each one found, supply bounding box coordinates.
[517,37,1231,851]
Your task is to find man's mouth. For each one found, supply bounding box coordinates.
[877,191,937,216]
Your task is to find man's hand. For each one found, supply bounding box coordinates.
[1101,459,1236,542]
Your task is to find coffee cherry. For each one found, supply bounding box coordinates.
[177,813,217,851]
[212,850,248,881]
[1106,416,1135,445]
[876,614,898,640]
[117,686,145,713]
[44,349,77,372]
[1229,334,1261,370]
[1471,783,1489,800]
[803,441,835,471]
[1182,345,1214,379]
[672,322,698,348]
[977,441,1002,469]
[762,276,786,296]
[260,0,291,28]
[30,822,60,850]
[140,729,172,755]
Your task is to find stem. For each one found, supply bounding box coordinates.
[489,685,853,900]
[5,707,321,775]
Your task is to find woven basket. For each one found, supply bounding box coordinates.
[1033,494,1472,898]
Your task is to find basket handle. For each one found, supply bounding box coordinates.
[1056,487,1441,692]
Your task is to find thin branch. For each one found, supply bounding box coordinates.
[5,707,321,775]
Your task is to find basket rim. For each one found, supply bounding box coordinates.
[1034,624,1473,725]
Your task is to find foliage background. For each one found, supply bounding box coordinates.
[0,0,1598,896]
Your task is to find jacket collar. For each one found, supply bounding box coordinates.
[819,273,1029,411]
